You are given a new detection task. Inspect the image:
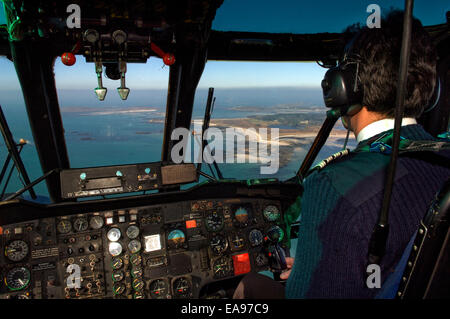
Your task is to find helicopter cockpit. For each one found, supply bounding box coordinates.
[0,0,448,301]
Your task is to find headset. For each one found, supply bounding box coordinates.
[321,35,364,118]
[321,35,441,118]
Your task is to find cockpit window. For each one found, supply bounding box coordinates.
[0,56,50,199]
[54,58,169,168]
[212,0,449,34]
[191,61,357,182]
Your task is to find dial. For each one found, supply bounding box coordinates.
[205,211,224,232]
[248,229,264,246]
[133,291,145,299]
[132,278,145,291]
[108,242,123,256]
[263,205,280,222]
[234,206,249,225]
[113,283,126,295]
[126,225,140,239]
[112,270,124,282]
[107,228,121,242]
[149,279,168,299]
[212,256,234,279]
[130,254,142,266]
[173,277,191,298]
[167,229,186,249]
[210,235,228,255]
[89,216,104,230]
[5,240,29,262]
[128,239,142,254]
[5,267,31,291]
[131,266,143,278]
[57,219,72,234]
[73,217,89,232]
[267,226,285,243]
[229,233,245,251]
[111,257,123,269]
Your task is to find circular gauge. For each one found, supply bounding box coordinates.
[263,205,280,222]
[112,270,124,282]
[128,239,142,254]
[126,225,140,239]
[234,206,249,224]
[210,235,228,255]
[173,277,191,298]
[212,256,234,279]
[130,254,142,266]
[229,233,245,251]
[167,229,186,249]
[111,257,123,270]
[107,228,121,242]
[205,211,224,232]
[133,291,145,299]
[5,267,31,291]
[248,229,264,246]
[131,266,143,278]
[89,216,104,230]
[57,219,72,234]
[108,242,123,256]
[267,225,285,243]
[132,278,145,291]
[255,252,268,267]
[73,217,89,232]
[113,283,126,295]
[149,279,168,299]
[5,240,29,262]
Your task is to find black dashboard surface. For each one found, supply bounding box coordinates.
[0,181,301,299]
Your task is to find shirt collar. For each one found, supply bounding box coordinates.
[356,118,417,143]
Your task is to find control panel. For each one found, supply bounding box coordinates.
[0,198,288,299]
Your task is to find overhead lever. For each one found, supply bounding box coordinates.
[94,60,107,101]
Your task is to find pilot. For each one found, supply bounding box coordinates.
[234,10,450,299]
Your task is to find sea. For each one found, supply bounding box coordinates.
[0,87,356,200]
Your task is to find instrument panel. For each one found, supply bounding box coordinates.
[0,198,287,299]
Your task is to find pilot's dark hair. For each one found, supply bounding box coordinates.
[345,10,437,118]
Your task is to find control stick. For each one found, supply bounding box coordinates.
[265,226,288,279]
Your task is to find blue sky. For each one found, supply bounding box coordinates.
[1,0,449,91]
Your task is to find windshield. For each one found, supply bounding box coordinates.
[212,0,449,33]
[191,61,357,183]
[55,59,169,168]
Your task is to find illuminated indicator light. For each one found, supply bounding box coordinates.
[0,226,2,235]
[185,220,197,229]
[232,253,251,276]
[145,168,151,174]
